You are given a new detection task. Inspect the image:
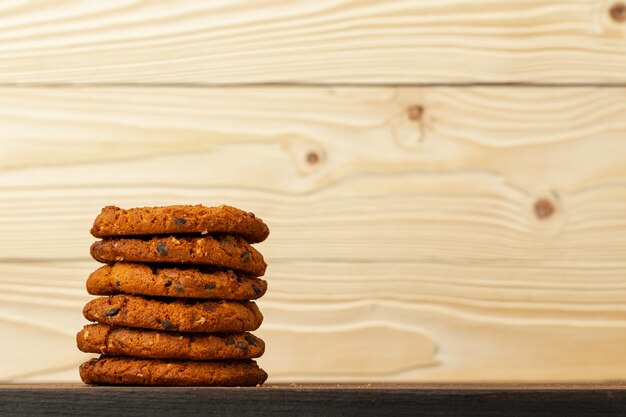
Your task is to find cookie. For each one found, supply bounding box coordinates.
[77,324,264,360]
[90,235,266,276]
[79,356,267,386]
[87,263,267,300]
[83,295,263,333]
[91,205,269,244]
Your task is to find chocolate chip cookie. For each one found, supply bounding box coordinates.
[87,262,267,300]
[80,356,268,386]
[91,205,269,243]
[90,235,266,276]
[77,324,264,360]
[83,295,263,332]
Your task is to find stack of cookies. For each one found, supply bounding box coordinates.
[77,205,269,386]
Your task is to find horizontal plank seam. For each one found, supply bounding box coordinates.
[4,258,626,266]
[1,82,626,88]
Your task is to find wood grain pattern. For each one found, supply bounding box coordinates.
[0,0,625,84]
[0,86,625,383]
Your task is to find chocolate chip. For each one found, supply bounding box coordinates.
[164,279,173,288]
[203,303,216,312]
[225,270,241,283]
[236,342,247,351]
[244,335,258,346]
[174,282,185,293]
[105,308,120,317]
[219,235,236,245]
[204,282,216,290]
[226,337,235,346]
[114,280,121,289]
[159,319,177,331]
[240,251,251,262]
[173,217,187,225]
[251,283,262,295]
[156,242,168,256]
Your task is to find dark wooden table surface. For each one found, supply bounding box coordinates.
[1,383,625,416]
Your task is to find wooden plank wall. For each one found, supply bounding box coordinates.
[0,1,625,383]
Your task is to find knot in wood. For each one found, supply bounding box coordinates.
[407,105,424,121]
[306,151,320,164]
[534,198,555,220]
[610,2,626,22]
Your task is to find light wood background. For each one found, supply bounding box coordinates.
[1,0,625,383]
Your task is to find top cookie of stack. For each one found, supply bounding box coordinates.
[78,205,269,386]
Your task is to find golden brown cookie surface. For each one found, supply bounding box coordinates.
[83,295,263,333]
[77,324,264,360]
[91,205,269,243]
[90,235,266,276]
[87,263,267,300]
[79,356,267,386]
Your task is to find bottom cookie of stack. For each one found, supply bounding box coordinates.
[80,356,267,386]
